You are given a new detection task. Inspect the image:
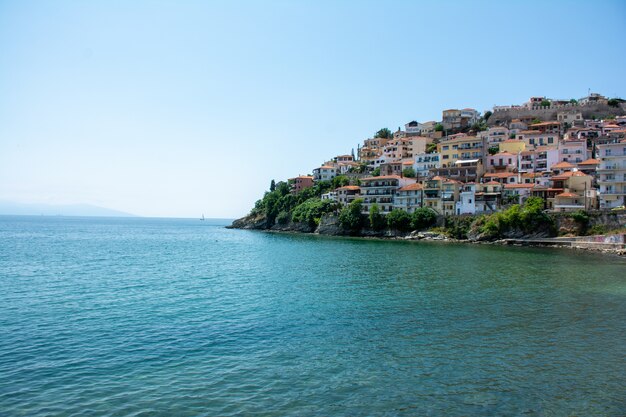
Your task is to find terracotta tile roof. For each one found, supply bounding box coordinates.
[336,185,360,191]
[551,161,576,169]
[530,121,561,127]
[399,183,424,191]
[361,175,402,181]
[402,160,414,165]
[484,172,517,178]
[556,192,579,198]
[505,184,534,189]
[483,180,502,185]
[577,158,600,165]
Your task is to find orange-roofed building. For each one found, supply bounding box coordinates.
[336,185,361,206]
[486,151,518,173]
[394,183,424,213]
[289,175,314,193]
[360,175,414,214]
[313,165,337,182]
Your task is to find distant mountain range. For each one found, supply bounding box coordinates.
[0,201,136,217]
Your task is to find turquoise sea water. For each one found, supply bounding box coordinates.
[1,215,625,416]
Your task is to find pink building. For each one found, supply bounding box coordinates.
[289,175,314,193]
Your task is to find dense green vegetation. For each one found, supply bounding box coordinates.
[251,180,336,227]
[368,203,386,231]
[291,198,339,227]
[338,199,365,234]
[374,128,393,139]
[472,197,556,239]
[402,167,416,178]
[411,208,437,230]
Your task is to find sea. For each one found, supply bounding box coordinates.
[1,215,625,416]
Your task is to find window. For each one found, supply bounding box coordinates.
[548,137,554,144]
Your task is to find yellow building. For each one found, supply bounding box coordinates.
[498,139,525,154]
[437,135,485,167]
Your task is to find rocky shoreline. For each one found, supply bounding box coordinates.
[228,213,626,256]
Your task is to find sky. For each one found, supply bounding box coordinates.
[1,0,625,218]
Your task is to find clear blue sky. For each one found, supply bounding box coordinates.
[1,0,625,218]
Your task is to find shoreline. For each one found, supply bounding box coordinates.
[230,226,626,257]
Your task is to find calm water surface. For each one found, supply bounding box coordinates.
[1,216,625,416]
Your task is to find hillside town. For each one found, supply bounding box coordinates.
[289,93,626,216]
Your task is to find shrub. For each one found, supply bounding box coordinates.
[402,167,416,178]
[339,199,365,233]
[411,208,437,230]
[386,209,412,232]
[291,198,338,227]
[276,211,291,225]
[369,203,386,231]
[445,216,474,239]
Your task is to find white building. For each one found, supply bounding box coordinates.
[393,183,424,213]
[313,165,337,182]
[597,139,626,209]
[413,152,441,178]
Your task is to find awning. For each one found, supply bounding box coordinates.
[454,159,479,164]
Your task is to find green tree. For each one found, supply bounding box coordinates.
[434,123,444,132]
[411,208,437,230]
[386,209,412,232]
[291,198,338,227]
[569,98,578,104]
[426,143,438,154]
[402,167,416,178]
[540,99,551,107]
[372,167,381,177]
[338,199,365,234]
[369,203,386,231]
[276,181,290,196]
[488,146,499,155]
[531,118,542,125]
[332,175,350,189]
[270,179,276,192]
[276,210,290,225]
[484,110,493,121]
[374,128,393,139]
[608,98,624,107]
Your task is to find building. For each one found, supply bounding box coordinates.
[432,159,484,183]
[404,120,422,135]
[336,185,361,206]
[321,191,337,201]
[394,183,424,213]
[516,130,558,148]
[313,166,337,182]
[548,171,595,211]
[480,126,510,147]
[423,177,460,215]
[413,152,441,178]
[289,175,314,193]
[483,172,519,185]
[528,121,561,134]
[597,139,626,209]
[442,108,480,131]
[438,135,486,166]
[359,175,414,214]
[503,183,535,205]
[486,151,518,173]
[499,139,526,154]
[557,110,583,125]
[558,138,588,165]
